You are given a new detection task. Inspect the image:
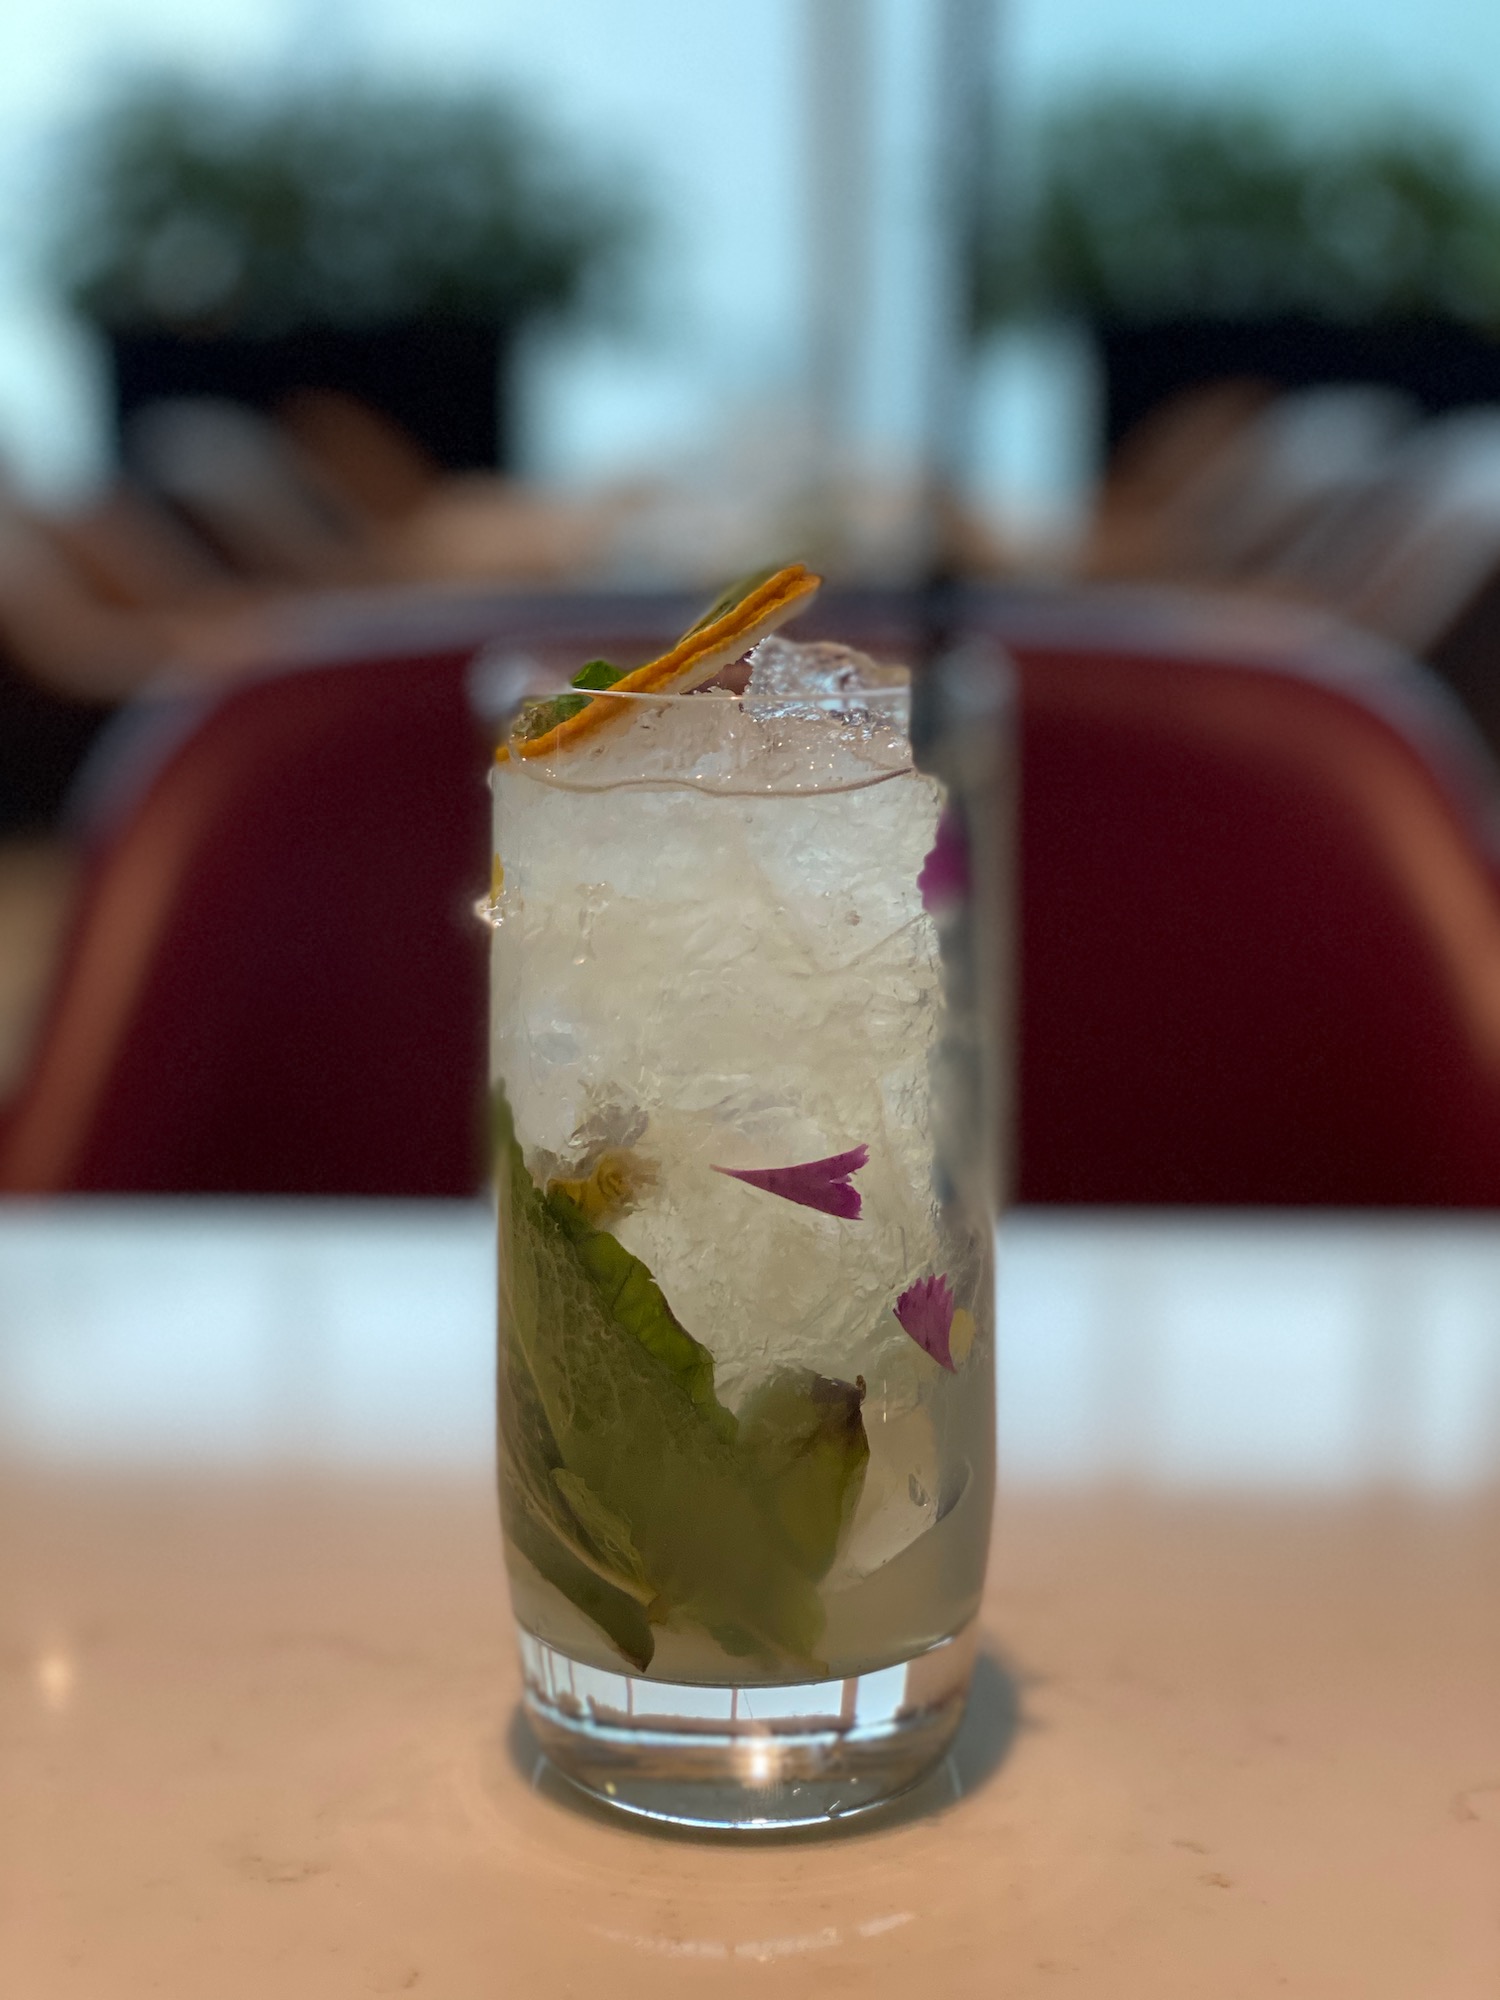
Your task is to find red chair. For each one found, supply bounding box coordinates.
[806,582,1500,1203]
[1009,630,1500,1204]
[0,648,490,1194]
[5,587,1500,1204]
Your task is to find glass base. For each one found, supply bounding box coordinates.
[516,1620,977,1829]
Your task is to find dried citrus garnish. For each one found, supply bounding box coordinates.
[497,562,822,763]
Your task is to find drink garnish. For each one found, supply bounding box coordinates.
[542,1173,727,1429]
[535,657,626,732]
[737,1370,869,1580]
[493,1085,869,1671]
[894,1273,974,1372]
[679,563,790,635]
[711,1145,869,1219]
[545,1148,655,1228]
[499,562,822,762]
[918,803,971,913]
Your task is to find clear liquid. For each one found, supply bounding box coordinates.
[491,707,994,1694]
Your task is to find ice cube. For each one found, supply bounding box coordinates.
[744,635,908,713]
[490,649,974,1399]
[509,670,911,797]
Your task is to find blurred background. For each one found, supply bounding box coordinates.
[6,1,1500,560]
[8,0,1500,1220]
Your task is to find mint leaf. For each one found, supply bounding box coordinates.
[500,1457,657,1670]
[682,564,784,636]
[497,1338,657,1667]
[552,1469,652,1592]
[511,660,625,744]
[544,1185,731,1436]
[494,1085,868,1672]
[546,692,591,725]
[738,1370,870,1581]
[570,658,623,690]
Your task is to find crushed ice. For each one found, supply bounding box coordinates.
[744,635,908,717]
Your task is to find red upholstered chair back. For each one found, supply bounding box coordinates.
[0,649,490,1195]
[1009,638,1500,1204]
[5,590,1500,1204]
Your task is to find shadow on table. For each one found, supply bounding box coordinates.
[505,1646,1024,1846]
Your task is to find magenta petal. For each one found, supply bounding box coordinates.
[895,1273,957,1370]
[712,1145,869,1218]
[918,805,971,914]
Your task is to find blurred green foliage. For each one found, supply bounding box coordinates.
[50,71,641,335]
[978,90,1500,327]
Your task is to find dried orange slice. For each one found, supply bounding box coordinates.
[498,562,822,763]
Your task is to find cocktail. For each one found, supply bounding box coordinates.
[487,567,1007,1826]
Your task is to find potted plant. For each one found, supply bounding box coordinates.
[978,91,1500,450]
[48,71,639,470]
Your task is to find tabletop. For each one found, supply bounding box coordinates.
[3,1203,1499,1998]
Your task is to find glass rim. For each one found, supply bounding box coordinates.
[501,677,917,795]
[513,680,912,707]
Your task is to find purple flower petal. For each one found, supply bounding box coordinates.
[918,805,971,914]
[895,1272,958,1370]
[712,1145,869,1219]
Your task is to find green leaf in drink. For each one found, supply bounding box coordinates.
[737,1369,870,1581]
[571,659,625,690]
[497,1334,657,1668]
[543,1182,730,1435]
[492,1085,870,1673]
[681,564,786,636]
[514,659,625,740]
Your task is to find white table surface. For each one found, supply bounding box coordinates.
[3,1203,1498,1998]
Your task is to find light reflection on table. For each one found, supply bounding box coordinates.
[2,1203,1498,1488]
[3,1203,1498,1997]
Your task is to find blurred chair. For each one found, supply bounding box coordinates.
[5,587,1500,1205]
[1010,624,1500,1204]
[824,583,1500,1204]
[0,648,489,1195]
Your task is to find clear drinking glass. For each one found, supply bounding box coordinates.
[487,633,1010,1828]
